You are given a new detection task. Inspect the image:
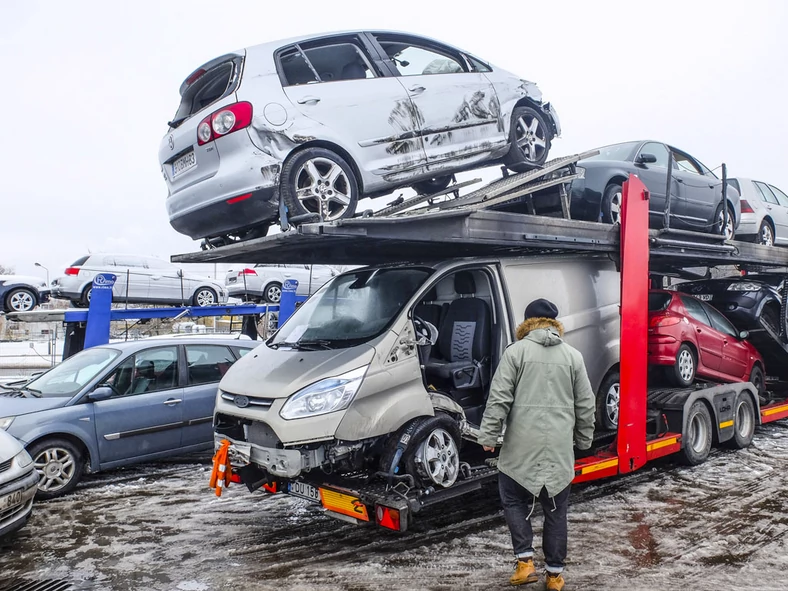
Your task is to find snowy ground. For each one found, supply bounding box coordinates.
[2,421,787,591]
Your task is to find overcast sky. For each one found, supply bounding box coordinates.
[1,0,786,281]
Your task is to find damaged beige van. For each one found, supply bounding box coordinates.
[213,254,620,496]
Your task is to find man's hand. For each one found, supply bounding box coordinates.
[483,446,495,453]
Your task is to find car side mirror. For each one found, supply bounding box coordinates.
[739,330,749,340]
[636,153,658,164]
[88,386,114,402]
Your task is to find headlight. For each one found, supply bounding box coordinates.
[15,449,33,469]
[728,283,761,292]
[0,417,13,430]
[280,366,368,420]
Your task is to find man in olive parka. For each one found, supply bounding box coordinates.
[478,298,595,590]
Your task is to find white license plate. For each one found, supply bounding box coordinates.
[0,489,24,511]
[697,294,713,301]
[288,481,320,503]
[172,151,197,178]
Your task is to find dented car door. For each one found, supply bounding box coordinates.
[371,33,506,176]
[279,34,427,189]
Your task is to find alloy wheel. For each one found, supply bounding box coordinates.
[515,115,547,163]
[609,191,622,224]
[266,284,282,303]
[759,223,775,246]
[415,427,459,488]
[294,157,352,220]
[718,209,735,240]
[34,447,76,493]
[606,382,620,427]
[9,290,35,312]
[678,349,694,383]
[196,289,216,307]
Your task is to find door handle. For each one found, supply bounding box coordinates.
[163,398,182,406]
[696,328,702,333]
[152,276,161,280]
[408,85,426,94]
[297,95,321,104]
[676,178,684,184]
[708,184,715,188]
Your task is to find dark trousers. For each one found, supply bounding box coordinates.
[498,472,570,573]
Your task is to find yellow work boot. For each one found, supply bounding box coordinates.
[510,559,538,585]
[545,572,565,591]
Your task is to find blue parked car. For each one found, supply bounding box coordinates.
[0,337,256,499]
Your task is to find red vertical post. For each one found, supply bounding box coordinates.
[617,175,649,473]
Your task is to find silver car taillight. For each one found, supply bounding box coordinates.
[197,121,212,144]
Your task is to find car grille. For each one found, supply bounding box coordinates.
[247,421,282,448]
[0,458,11,473]
[220,391,274,410]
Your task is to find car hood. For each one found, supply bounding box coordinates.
[0,395,69,417]
[0,275,47,289]
[0,429,24,462]
[218,343,376,399]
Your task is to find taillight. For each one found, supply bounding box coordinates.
[197,102,253,146]
[376,505,403,531]
[238,268,257,276]
[740,199,754,214]
[64,267,80,276]
[649,315,682,328]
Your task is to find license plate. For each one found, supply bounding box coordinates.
[0,489,23,511]
[288,481,320,503]
[172,151,197,178]
[697,294,713,301]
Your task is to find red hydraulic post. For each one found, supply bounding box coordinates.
[617,175,649,473]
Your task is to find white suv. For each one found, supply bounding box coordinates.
[225,264,335,303]
[51,254,228,307]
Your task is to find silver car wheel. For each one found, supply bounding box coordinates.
[195,289,216,307]
[34,447,77,493]
[759,223,775,246]
[266,284,282,303]
[515,115,547,163]
[606,382,620,426]
[294,157,352,220]
[609,191,622,224]
[718,209,735,240]
[689,412,709,454]
[678,349,695,382]
[9,290,35,312]
[415,427,459,488]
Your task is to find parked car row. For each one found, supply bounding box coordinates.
[224,264,336,302]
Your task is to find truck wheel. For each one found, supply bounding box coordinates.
[596,370,620,431]
[28,437,85,499]
[404,414,461,489]
[725,394,756,450]
[281,147,359,223]
[504,106,551,173]
[681,400,712,465]
[669,344,696,388]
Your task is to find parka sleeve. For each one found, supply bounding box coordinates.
[477,346,519,447]
[572,353,596,450]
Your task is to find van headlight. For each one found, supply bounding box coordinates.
[280,366,368,420]
[728,283,761,292]
[0,417,13,431]
[15,449,33,469]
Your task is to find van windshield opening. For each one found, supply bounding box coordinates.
[271,267,432,349]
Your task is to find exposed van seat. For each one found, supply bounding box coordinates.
[425,272,491,398]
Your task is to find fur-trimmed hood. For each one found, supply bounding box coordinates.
[515,317,564,342]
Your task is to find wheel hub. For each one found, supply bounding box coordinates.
[416,427,459,488]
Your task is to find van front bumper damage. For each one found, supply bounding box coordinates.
[218,435,325,479]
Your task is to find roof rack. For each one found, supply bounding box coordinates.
[172,152,788,272]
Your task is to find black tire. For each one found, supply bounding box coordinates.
[762,304,780,333]
[725,393,756,450]
[28,437,85,499]
[669,344,696,388]
[596,369,620,431]
[4,288,38,313]
[714,204,736,240]
[755,219,775,246]
[681,400,713,465]
[263,282,282,304]
[601,183,623,225]
[412,176,453,196]
[749,364,765,397]
[80,285,93,307]
[193,287,218,307]
[504,105,552,173]
[280,147,359,222]
[402,414,461,489]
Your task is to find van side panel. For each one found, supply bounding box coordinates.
[498,257,620,392]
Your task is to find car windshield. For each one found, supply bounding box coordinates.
[271,267,432,349]
[582,141,641,163]
[649,293,672,311]
[23,347,122,398]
